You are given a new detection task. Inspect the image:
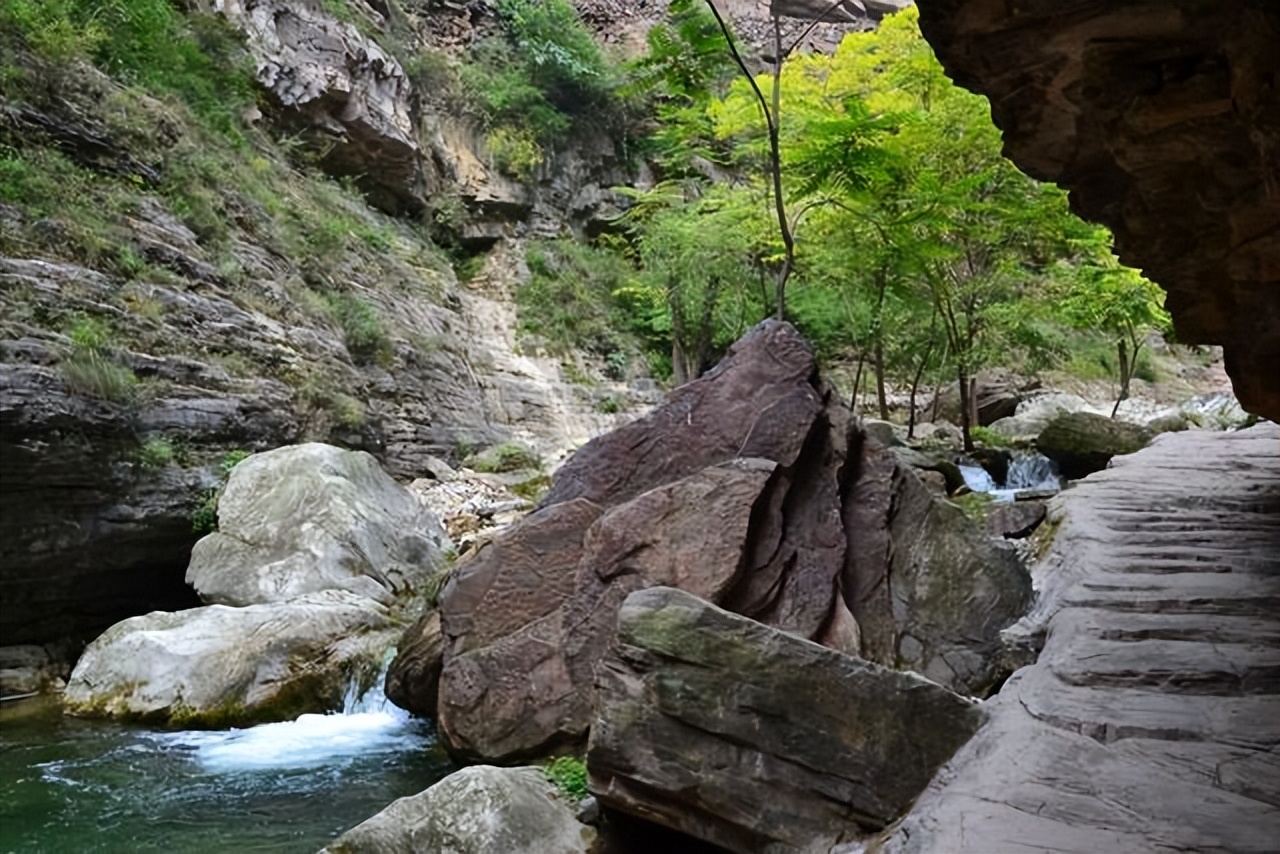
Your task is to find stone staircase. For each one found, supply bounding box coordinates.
[880,423,1280,853]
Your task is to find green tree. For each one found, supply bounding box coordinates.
[1056,228,1172,416]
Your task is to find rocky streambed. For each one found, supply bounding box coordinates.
[4,321,1276,853]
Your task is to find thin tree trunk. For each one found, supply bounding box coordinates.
[957,365,974,452]
[906,319,936,440]
[851,354,866,415]
[874,336,888,421]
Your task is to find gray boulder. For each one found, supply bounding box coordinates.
[319,765,595,854]
[1036,411,1154,479]
[187,443,450,607]
[885,464,1031,694]
[63,589,394,726]
[588,587,985,853]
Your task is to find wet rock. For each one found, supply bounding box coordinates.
[587,587,985,853]
[880,423,1280,853]
[384,609,443,717]
[1036,411,1154,480]
[319,765,595,854]
[892,446,964,494]
[187,444,450,607]
[0,645,67,697]
[882,462,1031,695]
[63,590,395,726]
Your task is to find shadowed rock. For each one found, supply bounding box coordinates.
[587,586,985,853]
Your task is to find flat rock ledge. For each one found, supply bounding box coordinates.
[878,423,1280,854]
[588,586,985,854]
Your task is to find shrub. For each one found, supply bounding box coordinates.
[467,442,541,473]
[486,126,544,181]
[544,756,588,801]
[518,239,633,356]
[328,293,392,366]
[191,487,220,534]
[221,449,252,474]
[969,425,1012,448]
[136,437,176,468]
[60,316,139,402]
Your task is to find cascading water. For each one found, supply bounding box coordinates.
[0,660,452,853]
[956,451,1061,502]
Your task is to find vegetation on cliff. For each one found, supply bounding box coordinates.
[1,0,1175,457]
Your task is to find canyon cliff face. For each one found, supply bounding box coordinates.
[0,1,641,648]
[914,0,1280,422]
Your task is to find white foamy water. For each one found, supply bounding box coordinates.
[149,671,429,773]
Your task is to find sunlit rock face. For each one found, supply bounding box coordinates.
[914,0,1280,421]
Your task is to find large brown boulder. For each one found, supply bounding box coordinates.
[1036,411,1154,480]
[408,320,858,762]
[391,321,1035,763]
[587,586,985,854]
[435,462,778,761]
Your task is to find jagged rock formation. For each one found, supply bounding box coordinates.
[914,0,1280,422]
[218,0,426,214]
[588,587,985,853]
[879,424,1280,853]
[0,61,639,649]
[395,321,1031,763]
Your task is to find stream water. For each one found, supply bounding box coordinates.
[957,451,1061,501]
[0,676,453,854]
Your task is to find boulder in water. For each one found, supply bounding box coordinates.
[319,765,595,854]
[1036,411,1154,479]
[187,443,451,607]
[63,590,395,726]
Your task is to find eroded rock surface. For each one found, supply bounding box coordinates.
[63,589,395,725]
[406,321,1032,762]
[914,0,1280,421]
[187,443,450,606]
[319,765,595,854]
[880,423,1280,854]
[588,586,985,854]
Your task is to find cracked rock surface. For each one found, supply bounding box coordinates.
[879,423,1280,854]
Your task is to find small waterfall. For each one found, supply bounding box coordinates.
[958,464,998,493]
[158,658,424,773]
[956,451,1060,502]
[1004,453,1060,491]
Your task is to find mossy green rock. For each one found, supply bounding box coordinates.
[1036,411,1154,480]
